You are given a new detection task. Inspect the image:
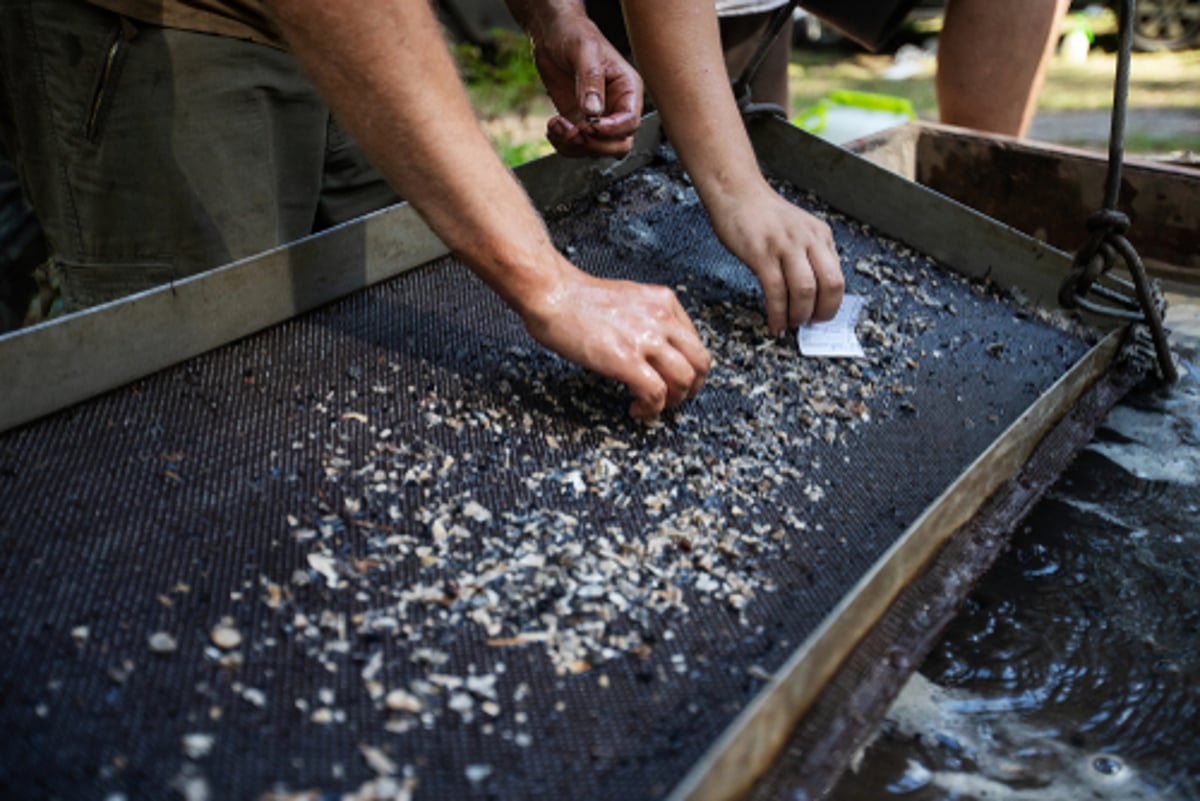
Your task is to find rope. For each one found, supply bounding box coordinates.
[1059,0,1177,382]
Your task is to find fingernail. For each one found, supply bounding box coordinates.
[583,92,603,115]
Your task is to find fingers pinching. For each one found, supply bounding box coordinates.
[809,234,844,323]
[626,363,668,419]
[781,249,819,329]
[666,310,711,397]
[780,218,842,328]
[547,116,587,157]
[646,346,699,409]
[626,291,710,417]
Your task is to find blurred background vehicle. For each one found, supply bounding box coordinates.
[1125,0,1200,51]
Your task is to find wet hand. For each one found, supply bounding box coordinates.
[521,270,710,419]
[531,14,642,158]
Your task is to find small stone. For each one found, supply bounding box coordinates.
[384,689,423,714]
[182,733,215,760]
[464,764,493,785]
[170,765,211,801]
[148,632,178,655]
[462,501,492,523]
[359,744,398,777]
[448,692,474,715]
[217,650,243,669]
[210,623,242,650]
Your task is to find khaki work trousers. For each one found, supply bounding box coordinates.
[0,1,399,311]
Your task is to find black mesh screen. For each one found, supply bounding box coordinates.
[0,153,1092,800]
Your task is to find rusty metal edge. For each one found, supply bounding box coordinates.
[0,122,661,435]
[749,339,1144,801]
[668,327,1125,801]
[667,116,1127,801]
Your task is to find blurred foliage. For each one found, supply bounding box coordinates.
[454,30,545,116]
[490,134,554,167]
[452,28,559,165]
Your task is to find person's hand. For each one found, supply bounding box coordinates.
[528,13,642,158]
[520,266,710,418]
[707,187,844,335]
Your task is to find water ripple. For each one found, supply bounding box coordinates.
[832,371,1200,800]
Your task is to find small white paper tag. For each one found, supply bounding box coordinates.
[797,294,866,358]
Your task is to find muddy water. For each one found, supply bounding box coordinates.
[830,363,1200,801]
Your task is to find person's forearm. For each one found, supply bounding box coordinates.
[265,0,711,418]
[265,0,567,318]
[504,0,644,158]
[504,0,587,42]
[619,0,764,205]
[620,0,843,331]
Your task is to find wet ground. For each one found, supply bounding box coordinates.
[829,306,1200,799]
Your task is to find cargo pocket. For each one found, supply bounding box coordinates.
[84,16,137,144]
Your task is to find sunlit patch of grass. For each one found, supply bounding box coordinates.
[455,30,546,118]
[788,58,938,119]
[490,134,554,167]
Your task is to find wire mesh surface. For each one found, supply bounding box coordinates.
[0,152,1093,800]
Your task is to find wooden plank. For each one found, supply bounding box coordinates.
[859,121,1200,281]
[915,124,1200,279]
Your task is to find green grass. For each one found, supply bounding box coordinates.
[491,134,555,167]
[788,57,938,119]
[454,30,544,114]
[454,30,563,165]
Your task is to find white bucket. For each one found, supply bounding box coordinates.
[795,91,916,144]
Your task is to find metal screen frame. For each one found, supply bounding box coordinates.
[0,116,1133,800]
